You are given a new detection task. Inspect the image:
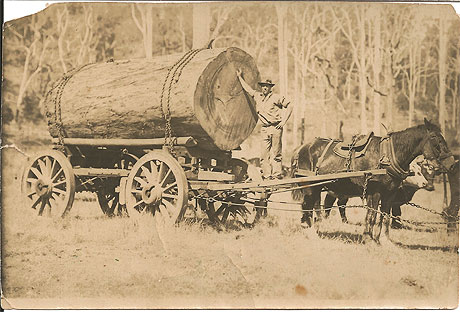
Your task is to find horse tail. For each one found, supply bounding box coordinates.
[291,143,313,201]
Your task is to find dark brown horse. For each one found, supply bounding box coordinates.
[322,158,436,228]
[291,119,455,243]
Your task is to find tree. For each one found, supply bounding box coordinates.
[401,13,425,127]
[131,3,153,59]
[438,16,447,134]
[332,4,370,133]
[6,14,51,125]
[276,4,288,97]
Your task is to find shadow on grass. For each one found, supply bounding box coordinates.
[389,239,459,253]
[317,230,365,244]
[182,216,249,232]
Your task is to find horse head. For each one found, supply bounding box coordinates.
[422,118,455,173]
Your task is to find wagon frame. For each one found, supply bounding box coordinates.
[21,134,387,227]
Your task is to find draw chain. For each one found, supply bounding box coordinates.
[160,49,204,155]
[361,173,371,205]
[190,193,459,229]
[406,201,460,220]
[345,135,359,171]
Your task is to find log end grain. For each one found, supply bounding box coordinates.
[194,47,260,150]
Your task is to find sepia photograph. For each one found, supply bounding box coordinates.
[1,0,459,309]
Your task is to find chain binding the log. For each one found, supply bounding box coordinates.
[48,63,93,152]
[160,49,205,155]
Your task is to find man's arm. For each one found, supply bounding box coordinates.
[236,69,256,97]
[276,97,293,129]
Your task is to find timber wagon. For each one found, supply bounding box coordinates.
[21,47,387,226]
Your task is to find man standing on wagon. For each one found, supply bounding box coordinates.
[236,69,293,179]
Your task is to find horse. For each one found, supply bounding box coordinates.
[442,154,459,233]
[322,157,435,228]
[291,119,455,243]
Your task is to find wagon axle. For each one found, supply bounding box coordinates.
[141,183,163,205]
[34,179,53,198]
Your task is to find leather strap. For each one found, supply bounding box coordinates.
[380,136,410,180]
[315,139,335,174]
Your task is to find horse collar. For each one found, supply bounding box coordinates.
[380,136,410,180]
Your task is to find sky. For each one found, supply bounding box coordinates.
[3,0,460,22]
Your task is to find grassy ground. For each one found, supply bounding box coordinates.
[1,139,459,309]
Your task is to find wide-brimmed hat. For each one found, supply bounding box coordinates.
[258,79,275,87]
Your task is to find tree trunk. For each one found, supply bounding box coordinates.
[276,5,289,156]
[293,56,300,148]
[356,5,368,134]
[44,48,260,151]
[439,17,447,134]
[372,8,381,136]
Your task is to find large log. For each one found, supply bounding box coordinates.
[44,47,260,151]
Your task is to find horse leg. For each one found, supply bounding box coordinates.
[323,193,336,219]
[363,209,375,241]
[301,194,313,227]
[374,195,393,244]
[364,193,381,242]
[313,191,322,225]
[337,198,348,223]
[363,194,378,241]
[391,203,403,229]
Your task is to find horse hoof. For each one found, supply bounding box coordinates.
[362,234,374,245]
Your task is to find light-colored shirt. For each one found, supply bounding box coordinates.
[248,90,290,126]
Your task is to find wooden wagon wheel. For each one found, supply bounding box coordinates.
[125,150,188,225]
[21,150,75,217]
[96,153,138,216]
[203,158,259,227]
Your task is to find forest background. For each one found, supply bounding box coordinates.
[2,1,460,158]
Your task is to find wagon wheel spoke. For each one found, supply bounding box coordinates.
[160,168,172,187]
[214,203,226,217]
[51,167,64,182]
[157,162,166,184]
[134,176,147,187]
[221,204,231,223]
[150,161,159,181]
[37,197,48,216]
[31,196,42,209]
[37,159,48,177]
[30,167,43,179]
[162,193,179,201]
[162,180,176,193]
[53,180,67,188]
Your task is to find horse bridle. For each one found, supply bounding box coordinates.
[425,130,454,172]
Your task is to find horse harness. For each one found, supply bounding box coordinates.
[379,135,410,181]
[312,133,410,181]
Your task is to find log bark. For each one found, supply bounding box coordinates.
[44,47,260,151]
